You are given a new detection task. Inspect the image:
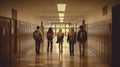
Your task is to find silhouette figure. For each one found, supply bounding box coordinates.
[67,27,76,56]
[57,29,64,53]
[47,27,54,53]
[33,26,43,54]
[77,25,87,57]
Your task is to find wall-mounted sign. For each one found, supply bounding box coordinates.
[12,8,17,20]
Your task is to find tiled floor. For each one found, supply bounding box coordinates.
[13,36,111,67]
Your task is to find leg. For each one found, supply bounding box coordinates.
[59,42,61,53]
[50,41,53,52]
[60,42,62,52]
[83,43,85,56]
[47,41,49,52]
[61,42,63,53]
[69,43,72,56]
[60,43,61,52]
[37,40,41,54]
[35,40,38,54]
[71,43,74,56]
[79,43,82,56]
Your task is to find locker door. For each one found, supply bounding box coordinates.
[10,19,18,63]
[0,22,10,66]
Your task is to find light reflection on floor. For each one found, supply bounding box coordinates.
[13,36,111,67]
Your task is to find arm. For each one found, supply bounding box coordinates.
[67,34,69,42]
[77,31,80,41]
[62,33,64,40]
[74,32,76,43]
[57,33,58,39]
[85,31,87,41]
[46,32,48,40]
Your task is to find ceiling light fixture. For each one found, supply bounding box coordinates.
[59,13,64,22]
[59,17,64,20]
[59,13,64,17]
[57,4,66,11]
[60,19,63,22]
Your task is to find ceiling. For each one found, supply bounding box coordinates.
[0,0,104,23]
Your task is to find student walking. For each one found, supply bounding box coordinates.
[47,27,54,53]
[33,26,43,55]
[67,27,76,56]
[56,29,64,53]
[77,25,87,57]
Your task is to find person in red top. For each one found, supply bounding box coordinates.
[47,27,54,53]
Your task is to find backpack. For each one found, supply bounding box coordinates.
[79,31,87,42]
[47,32,53,40]
[33,30,41,40]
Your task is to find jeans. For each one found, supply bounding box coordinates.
[35,40,41,54]
[59,42,63,53]
[69,42,74,56]
[47,41,53,52]
[79,42,85,56]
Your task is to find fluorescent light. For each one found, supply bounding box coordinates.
[59,13,64,22]
[60,19,63,22]
[59,17,64,22]
[59,13,64,17]
[57,4,66,11]
[59,17,64,20]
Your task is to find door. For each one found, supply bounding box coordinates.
[112,3,120,67]
[0,26,3,64]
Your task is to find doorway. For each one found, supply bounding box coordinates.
[112,3,120,67]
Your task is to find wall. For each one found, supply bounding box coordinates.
[0,16,11,67]
[85,0,119,64]
[18,21,37,57]
[0,16,40,67]
[86,0,120,24]
[88,20,112,64]
[0,1,41,24]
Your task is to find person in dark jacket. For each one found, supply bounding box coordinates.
[47,27,54,53]
[67,27,76,56]
[33,26,43,54]
[77,25,87,57]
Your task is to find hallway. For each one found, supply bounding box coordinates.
[13,36,110,67]
[1,0,120,67]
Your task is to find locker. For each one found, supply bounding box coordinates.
[88,20,112,64]
[0,17,11,66]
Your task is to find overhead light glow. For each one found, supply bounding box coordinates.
[57,4,66,11]
[60,19,63,22]
[59,17,64,22]
[59,13,64,17]
[59,17,64,20]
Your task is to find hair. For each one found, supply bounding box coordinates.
[36,26,40,29]
[57,29,62,36]
[79,25,83,29]
[69,27,74,36]
[48,27,53,33]
[59,29,62,32]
